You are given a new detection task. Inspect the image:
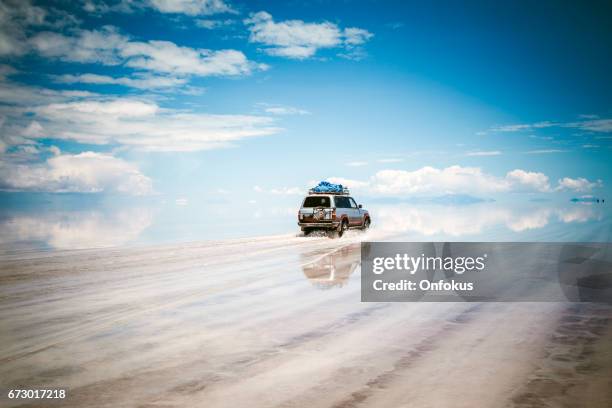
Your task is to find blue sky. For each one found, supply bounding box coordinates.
[1,0,611,206]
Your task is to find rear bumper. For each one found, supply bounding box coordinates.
[298,221,339,229]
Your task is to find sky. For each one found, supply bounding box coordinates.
[1,0,611,210]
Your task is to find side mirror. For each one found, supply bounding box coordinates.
[358,204,363,208]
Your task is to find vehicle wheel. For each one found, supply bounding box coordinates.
[362,217,370,230]
[303,228,312,236]
[337,219,349,238]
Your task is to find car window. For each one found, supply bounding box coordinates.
[349,198,358,208]
[335,197,349,208]
[303,196,330,207]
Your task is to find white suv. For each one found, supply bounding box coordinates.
[297,193,371,237]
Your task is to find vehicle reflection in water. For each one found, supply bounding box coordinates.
[301,243,361,289]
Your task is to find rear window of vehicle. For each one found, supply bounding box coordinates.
[303,196,331,207]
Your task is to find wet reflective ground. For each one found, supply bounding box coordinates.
[0,200,611,407]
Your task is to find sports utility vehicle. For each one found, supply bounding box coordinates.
[297,184,370,238]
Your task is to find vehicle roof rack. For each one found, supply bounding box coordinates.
[308,187,350,196]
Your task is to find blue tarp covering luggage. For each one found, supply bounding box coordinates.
[311,181,344,193]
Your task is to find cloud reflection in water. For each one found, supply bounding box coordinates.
[373,202,604,238]
[0,208,153,250]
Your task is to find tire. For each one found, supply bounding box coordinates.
[361,217,371,230]
[303,228,313,236]
[337,219,349,238]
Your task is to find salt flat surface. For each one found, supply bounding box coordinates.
[1,230,611,407]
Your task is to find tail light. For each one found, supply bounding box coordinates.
[331,208,336,220]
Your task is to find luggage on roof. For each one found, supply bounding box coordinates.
[309,181,350,195]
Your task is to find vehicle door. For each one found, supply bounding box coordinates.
[348,197,361,226]
[334,197,351,223]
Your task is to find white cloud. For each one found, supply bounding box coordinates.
[81,0,234,16]
[490,121,555,132]
[81,0,135,14]
[327,166,602,196]
[0,24,27,56]
[39,98,158,118]
[54,73,188,89]
[0,81,99,106]
[121,40,261,76]
[574,118,612,132]
[20,121,44,137]
[244,11,373,59]
[490,118,612,133]
[506,169,551,192]
[343,27,373,45]
[27,98,281,151]
[529,135,553,140]
[0,63,17,79]
[525,149,568,154]
[263,106,310,115]
[557,177,602,192]
[82,0,235,16]
[369,166,509,195]
[149,0,234,16]
[48,145,60,156]
[29,27,262,77]
[29,27,126,64]
[0,82,100,149]
[265,45,317,59]
[244,12,338,59]
[466,150,501,156]
[196,18,234,29]
[5,81,258,154]
[0,0,77,56]
[336,47,369,61]
[0,151,153,195]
